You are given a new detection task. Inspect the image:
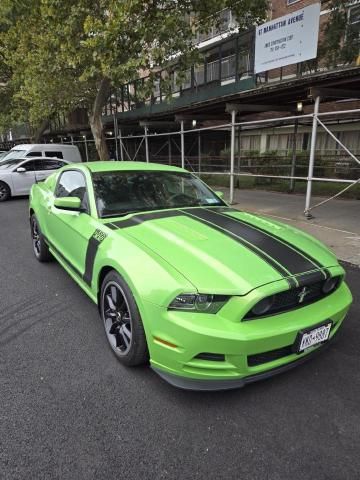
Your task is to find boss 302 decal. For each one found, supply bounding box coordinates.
[83,229,108,286]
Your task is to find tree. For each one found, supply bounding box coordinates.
[0,0,268,159]
[320,0,360,67]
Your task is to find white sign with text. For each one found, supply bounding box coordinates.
[254,3,321,74]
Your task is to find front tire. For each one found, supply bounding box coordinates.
[30,215,52,262]
[0,181,11,202]
[100,271,149,366]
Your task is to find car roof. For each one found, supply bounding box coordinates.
[16,156,69,161]
[72,161,187,174]
[10,144,76,149]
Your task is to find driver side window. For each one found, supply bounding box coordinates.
[20,160,36,172]
[20,159,43,172]
[56,170,88,211]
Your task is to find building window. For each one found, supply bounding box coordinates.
[195,8,237,44]
[349,4,360,36]
[287,0,300,5]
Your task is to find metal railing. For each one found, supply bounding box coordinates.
[101,46,357,118]
[64,106,360,216]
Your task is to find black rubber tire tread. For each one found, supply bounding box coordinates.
[100,270,149,366]
[0,181,11,202]
[30,215,52,263]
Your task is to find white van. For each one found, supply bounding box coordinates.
[2,144,82,163]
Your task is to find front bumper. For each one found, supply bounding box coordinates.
[152,330,337,390]
[143,281,352,391]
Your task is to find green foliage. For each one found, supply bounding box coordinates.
[0,0,268,154]
[320,0,359,66]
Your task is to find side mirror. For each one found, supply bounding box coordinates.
[215,190,224,199]
[54,196,82,211]
[16,167,26,173]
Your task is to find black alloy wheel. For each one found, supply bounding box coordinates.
[30,215,52,262]
[0,181,10,202]
[100,271,148,366]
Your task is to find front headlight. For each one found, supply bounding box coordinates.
[168,293,229,314]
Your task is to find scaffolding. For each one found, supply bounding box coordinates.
[64,92,360,218]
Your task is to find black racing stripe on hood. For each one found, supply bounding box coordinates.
[222,210,327,270]
[105,206,296,288]
[214,209,329,284]
[294,270,328,288]
[185,208,326,284]
[108,210,183,228]
[180,209,297,288]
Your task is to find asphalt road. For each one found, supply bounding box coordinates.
[1,198,359,480]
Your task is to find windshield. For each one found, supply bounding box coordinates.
[0,158,24,169]
[1,149,27,161]
[92,170,225,218]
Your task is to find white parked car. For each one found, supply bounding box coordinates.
[1,144,82,163]
[0,157,69,201]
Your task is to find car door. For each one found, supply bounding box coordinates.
[45,169,95,277]
[10,160,38,195]
[35,158,67,183]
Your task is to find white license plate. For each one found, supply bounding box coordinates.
[297,322,332,352]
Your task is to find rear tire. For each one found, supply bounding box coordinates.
[100,270,149,366]
[0,181,10,202]
[30,215,52,262]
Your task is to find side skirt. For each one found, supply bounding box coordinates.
[48,246,97,304]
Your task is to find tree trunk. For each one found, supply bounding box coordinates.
[88,77,111,161]
[89,111,109,161]
[32,118,50,143]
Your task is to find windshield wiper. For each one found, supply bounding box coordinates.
[102,210,143,218]
[101,206,176,218]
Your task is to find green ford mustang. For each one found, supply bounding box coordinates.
[29,161,352,390]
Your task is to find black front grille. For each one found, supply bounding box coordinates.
[244,276,342,320]
[248,345,293,367]
[248,325,337,367]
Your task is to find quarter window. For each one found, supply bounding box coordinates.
[45,151,64,159]
[26,151,42,157]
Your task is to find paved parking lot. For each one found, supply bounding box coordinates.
[1,198,359,480]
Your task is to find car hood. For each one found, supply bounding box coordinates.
[109,207,338,295]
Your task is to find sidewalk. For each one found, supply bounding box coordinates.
[215,188,360,266]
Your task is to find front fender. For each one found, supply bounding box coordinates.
[92,233,197,312]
